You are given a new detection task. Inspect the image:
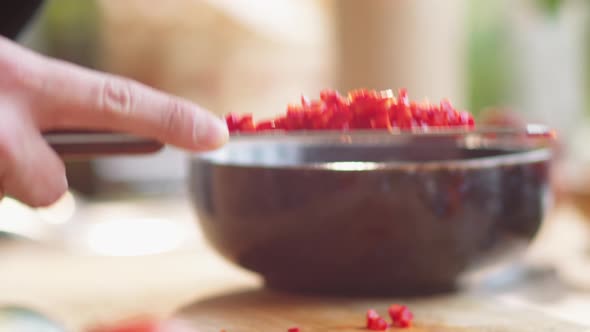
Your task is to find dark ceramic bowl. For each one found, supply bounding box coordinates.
[189,126,555,296]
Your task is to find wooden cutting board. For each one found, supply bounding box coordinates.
[179,288,589,332]
[1,195,589,331]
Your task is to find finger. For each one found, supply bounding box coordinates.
[40,60,229,151]
[0,37,228,152]
[0,102,68,207]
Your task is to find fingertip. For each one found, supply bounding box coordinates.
[209,115,230,148]
[27,189,65,208]
[194,113,229,151]
[28,174,68,208]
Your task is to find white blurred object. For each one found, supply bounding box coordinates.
[93,0,335,186]
[93,146,188,185]
[509,0,589,150]
[0,198,47,241]
[0,192,198,257]
[72,217,188,257]
[202,0,329,45]
[35,191,77,225]
[335,0,468,108]
[0,190,80,242]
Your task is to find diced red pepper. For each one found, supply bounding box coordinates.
[287,327,301,332]
[398,88,409,107]
[225,88,475,133]
[373,318,389,330]
[388,304,403,320]
[366,309,389,330]
[301,95,311,107]
[440,98,454,114]
[372,111,391,129]
[235,114,256,132]
[256,120,276,131]
[367,309,380,326]
[388,304,414,328]
[394,308,413,328]
[225,113,241,132]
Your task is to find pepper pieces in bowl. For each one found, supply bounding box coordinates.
[225,88,475,133]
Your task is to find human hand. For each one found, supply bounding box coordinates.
[0,36,228,207]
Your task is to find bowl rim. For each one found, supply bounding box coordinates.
[193,148,552,171]
[193,124,555,171]
[227,124,556,141]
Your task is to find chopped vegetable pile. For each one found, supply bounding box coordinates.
[226,88,474,133]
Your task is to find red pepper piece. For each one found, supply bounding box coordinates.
[303,100,328,129]
[394,308,413,328]
[306,110,326,129]
[391,103,413,130]
[372,113,391,129]
[301,95,311,107]
[366,309,389,330]
[398,88,409,107]
[440,98,454,114]
[446,111,458,126]
[388,304,404,320]
[431,111,448,127]
[225,113,241,132]
[348,88,379,103]
[409,102,421,125]
[256,120,276,131]
[285,105,306,130]
[327,108,351,130]
[388,304,414,328]
[273,116,287,130]
[366,309,380,328]
[372,318,389,330]
[367,318,388,330]
[287,327,300,332]
[459,111,475,127]
[225,87,475,133]
[237,114,256,132]
[369,104,391,129]
[320,89,346,107]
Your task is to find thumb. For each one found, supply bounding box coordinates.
[0,100,67,207]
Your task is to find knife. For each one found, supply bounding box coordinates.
[42,124,556,159]
[42,130,164,159]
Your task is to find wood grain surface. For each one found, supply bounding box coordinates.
[180,288,588,332]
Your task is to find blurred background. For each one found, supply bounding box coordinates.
[3,2,590,329]
[12,0,590,199]
[2,0,590,251]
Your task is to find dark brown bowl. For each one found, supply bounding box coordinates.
[188,126,554,296]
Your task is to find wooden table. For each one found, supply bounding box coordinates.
[1,193,590,331]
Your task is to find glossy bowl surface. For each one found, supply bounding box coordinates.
[189,126,554,295]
